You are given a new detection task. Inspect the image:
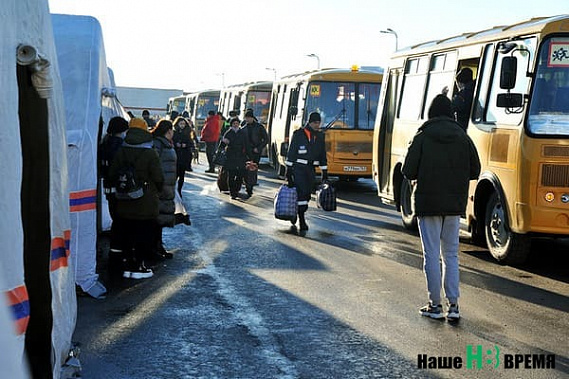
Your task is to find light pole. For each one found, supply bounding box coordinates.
[380,28,399,51]
[216,72,225,88]
[306,53,320,69]
[265,67,277,82]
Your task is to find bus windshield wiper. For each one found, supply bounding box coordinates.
[324,108,346,130]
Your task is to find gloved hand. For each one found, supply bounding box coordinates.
[321,169,329,184]
[286,167,295,187]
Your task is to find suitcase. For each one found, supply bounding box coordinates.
[217,167,229,192]
[316,182,337,211]
[274,184,298,221]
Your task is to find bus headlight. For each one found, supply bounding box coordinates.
[561,194,569,203]
[544,192,555,202]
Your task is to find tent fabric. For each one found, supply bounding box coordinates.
[52,14,126,294]
[1,1,76,378]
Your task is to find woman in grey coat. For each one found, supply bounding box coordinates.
[151,119,177,259]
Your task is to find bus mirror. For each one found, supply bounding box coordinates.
[496,93,523,108]
[280,142,289,157]
[500,56,517,90]
[289,106,298,116]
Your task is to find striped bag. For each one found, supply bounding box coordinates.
[316,182,337,211]
[274,185,298,221]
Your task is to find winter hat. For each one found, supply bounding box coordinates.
[129,117,148,130]
[229,117,241,125]
[308,112,321,123]
[456,67,473,84]
[107,116,129,134]
[245,110,254,118]
[428,94,453,119]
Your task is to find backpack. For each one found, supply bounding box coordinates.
[115,163,145,200]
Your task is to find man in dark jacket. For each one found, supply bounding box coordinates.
[109,117,164,279]
[402,94,480,321]
[285,111,328,233]
[242,109,268,193]
[451,68,475,131]
[221,117,252,199]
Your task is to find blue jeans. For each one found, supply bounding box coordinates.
[417,215,460,305]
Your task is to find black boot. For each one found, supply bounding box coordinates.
[299,211,308,231]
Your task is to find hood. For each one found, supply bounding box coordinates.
[124,127,153,145]
[420,117,464,144]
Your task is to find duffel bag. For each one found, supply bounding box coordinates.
[274,184,297,221]
[316,182,337,211]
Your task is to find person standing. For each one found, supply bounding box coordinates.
[402,94,480,321]
[150,119,177,260]
[99,116,129,282]
[451,67,475,131]
[285,112,328,232]
[221,117,252,199]
[242,109,268,193]
[172,116,194,194]
[109,117,164,279]
[142,109,156,130]
[201,110,221,173]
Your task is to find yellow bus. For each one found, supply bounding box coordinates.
[218,81,272,123]
[372,15,569,264]
[185,89,220,134]
[268,67,382,179]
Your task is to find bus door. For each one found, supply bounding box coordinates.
[378,69,400,193]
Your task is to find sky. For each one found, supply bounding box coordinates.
[47,0,568,92]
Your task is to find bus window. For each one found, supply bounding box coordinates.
[246,90,271,123]
[528,37,569,136]
[487,37,536,126]
[357,83,381,129]
[473,44,495,124]
[305,82,356,129]
[279,85,287,118]
[422,51,457,119]
[398,56,429,120]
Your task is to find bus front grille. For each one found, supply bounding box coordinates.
[543,145,569,157]
[541,164,569,187]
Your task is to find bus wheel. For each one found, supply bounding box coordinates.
[400,179,417,230]
[484,192,531,265]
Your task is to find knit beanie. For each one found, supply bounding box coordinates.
[308,112,321,123]
[428,95,453,119]
[129,117,148,130]
[107,116,129,134]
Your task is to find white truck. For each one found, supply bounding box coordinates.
[116,86,184,118]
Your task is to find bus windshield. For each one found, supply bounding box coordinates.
[196,96,219,119]
[528,37,569,136]
[245,90,271,123]
[305,81,380,130]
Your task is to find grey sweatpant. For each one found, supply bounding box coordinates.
[417,215,460,305]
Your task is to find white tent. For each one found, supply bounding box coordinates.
[52,14,128,299]
[0,1,76,378]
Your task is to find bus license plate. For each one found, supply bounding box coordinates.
[343,166,367,172]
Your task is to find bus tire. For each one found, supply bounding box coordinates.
[400,178,417,230]
[484,192,531,265]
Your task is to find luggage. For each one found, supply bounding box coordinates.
[274,184,298,221]
[217,167,229,192]
[316,182,337,211]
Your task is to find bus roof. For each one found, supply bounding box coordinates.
[279,67,383,82]
[223,81,272,90]
[395,15,569,56]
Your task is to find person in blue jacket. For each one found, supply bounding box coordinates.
[285,111,328,232]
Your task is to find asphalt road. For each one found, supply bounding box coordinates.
[74,161,569,379]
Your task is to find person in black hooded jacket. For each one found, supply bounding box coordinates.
[402,94,480,321]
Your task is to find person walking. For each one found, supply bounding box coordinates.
[402,94,480,321]
[242,109,268,193]
[151,119,177,260]
[220,117,252,199]
[172,116,194,194]
[201,110,221,173]
[109,117,164,279]
[285,111,328,232]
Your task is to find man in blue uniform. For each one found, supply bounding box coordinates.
[285,112,328,232]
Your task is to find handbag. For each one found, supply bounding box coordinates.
[217,166,229,192]
[274,184,298,221]
[316,182,337,211]
[213,144,227,166]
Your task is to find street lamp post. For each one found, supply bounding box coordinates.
[306,53,320,69]
[265,67,277,82]
[216,72,225,88]
[380,28,399,51]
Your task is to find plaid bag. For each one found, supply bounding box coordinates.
[274,184,298,221]
[316,182,337,211]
